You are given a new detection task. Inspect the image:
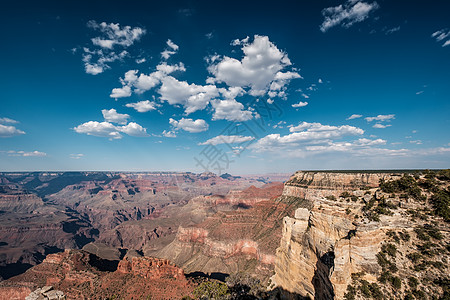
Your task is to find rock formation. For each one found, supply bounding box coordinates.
[271,171,449,300]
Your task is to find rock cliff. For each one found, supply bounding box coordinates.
[271,171,449,300]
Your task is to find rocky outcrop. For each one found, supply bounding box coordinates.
[0,249,194,300]
[25,286,65,300]
[270,171,418,299]
[283,171,401,199]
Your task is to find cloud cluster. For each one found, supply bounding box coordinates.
[320,0,379,32]
[252,122,364,152]
[82,21,146,75]
[207,35,301,97]
[199,135,255,146]
[432,29,450,47]
[110,62,186,98]
[109,35,298,122]
[169,118,209,133]
[73,109,149,139]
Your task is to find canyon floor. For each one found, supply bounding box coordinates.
[0,170,448,299]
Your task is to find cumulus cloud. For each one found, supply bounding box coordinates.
[320,0,379,32]
[6,150,47,157]
[365,114,395,122]
[199,135,255,145]
[73,120,149,140]
[101,109,130,124]
[159,76,219,114]
[347,114,363,120]
[0,124,26,138]
[120,122,149,137]
[252,122,364,152]
[70,153,84,159]
[292,101,308,108]
[207,35,301,96]
[211,99,254,121]
[126,100,159,113]
[110,62,186,98]
[82,21,145,75]
[432,29,450,47]
[169,118,209,133]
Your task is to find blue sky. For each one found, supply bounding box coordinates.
[1,0,449,173]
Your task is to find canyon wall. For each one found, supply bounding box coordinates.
[271,171,409,299]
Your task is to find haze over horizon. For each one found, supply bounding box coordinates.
[1,0,449,173]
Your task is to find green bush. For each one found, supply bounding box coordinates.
[408,277,418,289]
[390,276,402,289]
[193,281,229,299]
[430,188,450,222]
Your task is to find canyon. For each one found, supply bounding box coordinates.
[0,170,449,299]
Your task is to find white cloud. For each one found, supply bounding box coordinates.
[110,85,132,98]
[0,124,25,138]
[432,29,450,47]
[126,100,159,112]
[169,118,209,133]
[135,58,146,64]
[120,122,149,137]
[161,39,179,59]
[292,101,308,108]
[211,99,254,121]
[385,26,401,35]
[162,130,177,138]
[110,63,186,98]
[199,135,255,145]
[252,122,364,152]
[159,76,219,114]
[101,109,130,124]
[410,140,423,145]
[347,114,363,120]
[320,0,379,32]
[7,150,47,157]
[365,114,395,122]
[82,21,145,75]
[87,20,146,49]
[207,35,300,96]
[0,117,19,124]
[73,121,123,139]
[73,120,149,139]
[82,48,128,75]
[70,153,84,159]
[372,123,391,129]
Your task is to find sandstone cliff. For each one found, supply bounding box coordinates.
[271,171,449,300]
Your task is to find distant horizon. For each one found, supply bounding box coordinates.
[0,168,446,175]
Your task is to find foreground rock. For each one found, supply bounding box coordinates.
[0,249,195,299]
[271,170,450,300]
